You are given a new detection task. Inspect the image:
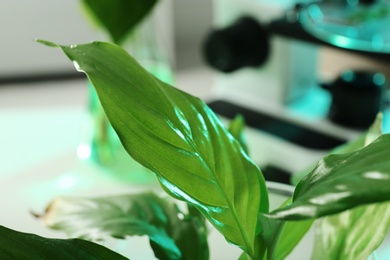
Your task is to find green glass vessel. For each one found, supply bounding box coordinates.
[78,8,174,183]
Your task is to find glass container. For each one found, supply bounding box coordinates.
[78,3,174,183]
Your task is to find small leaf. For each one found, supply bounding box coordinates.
[149,205,209,260]
[40,40,269,257]
[38,192,208,260]
[268,134,390,220]
[237,253,251,260]
[168,204,209,260]
[258,198,313,260]
[81,0,158,44]
[228,114,249,154]
[312,202,390,260]
[0,225,127,259]
[364,112,383,146]
[271,219,312,260]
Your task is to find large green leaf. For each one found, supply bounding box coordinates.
[291,113,383,185]
[268,133,390,220]
[81,0,158,44]
[310,115,388,259]
[312,202,390,260]
[0,225,127,259]
[39,40,269,257]
[265,117,385,259]
[38,192,208,260]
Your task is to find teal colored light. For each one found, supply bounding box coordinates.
[346,27,358,38]
[301,3,390,53]
[332,35,356,50]
[347,0,359,6]
[373,73,386,86]
[307,4,323,20]
[371,33,384,51]
[341,70,355,82]
[287,86,332,120]
[382,109,390,134]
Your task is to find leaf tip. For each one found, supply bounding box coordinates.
[36,39,60,48]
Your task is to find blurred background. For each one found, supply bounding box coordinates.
[1,0,389,79]
[2,0,390,189]
[0,0,213,79]
[2,0,390,183]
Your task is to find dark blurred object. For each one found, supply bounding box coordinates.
[204,1,390,72]
[202,17,270,73]
[262,165,291,185]
[322,70,388,128]
[359,0,379,6]
[208,100,346,150]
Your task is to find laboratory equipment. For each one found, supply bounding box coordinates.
[202,0,390,181]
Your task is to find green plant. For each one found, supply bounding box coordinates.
[1,3,390,257]
[81,0,158,45]
[0,226,127,259]
[16,40,388,259]
[37,192,210,260]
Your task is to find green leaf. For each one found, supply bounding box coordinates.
[311,202,390,260]
[0,225,127,259]
[308,115,389,260]
[228,114,249,155]
[258,198,313,260]
[291,113,383,185]
[39,39,269,257]
[81,0,158,44]
[237,252,251,260]
[272,220,312,260]
[268,133,390,220]
[38,192,208,260]
[149,204,209,260]
[166,204,209,260]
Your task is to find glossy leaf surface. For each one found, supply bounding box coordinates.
[311,115,388,259]
[39,192,208,260]
[81,0,158,44]
[291,113,383,185]
[0,225,127,259]
[39,40,269,257]
[268,133,390,220]
[312,202,390,260]
[259,198,313,260]
[167,204,209,260]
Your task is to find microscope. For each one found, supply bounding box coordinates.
[202,0,390,183]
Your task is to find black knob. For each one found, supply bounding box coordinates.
[202,17,270,73]
[326,70,387,129]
